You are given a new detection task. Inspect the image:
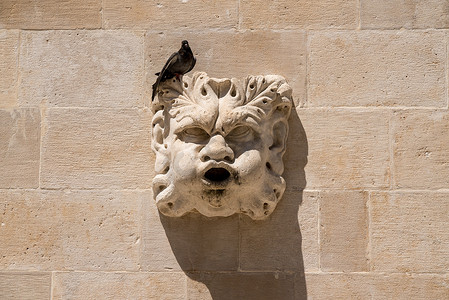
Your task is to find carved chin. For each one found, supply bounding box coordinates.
[152,168,286,220]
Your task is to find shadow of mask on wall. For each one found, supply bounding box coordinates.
[150,72,309,298]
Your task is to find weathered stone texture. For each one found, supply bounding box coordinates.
[141,193,239,271]
[0,190,142,271]
[187,272,295,300]
[308,31,446,107]
[0,108,40,188]
[319,191,368,272]
[361,0,449,29]
[19,30,144,108]
[0,0,101,29]
[240,0,358,29]
[0,30,18,108]
[40,108,153,189]
[53,272,186,299]
[393,110,449,189]
[305,273,449,299]
[0,272,51,300]
[145,31,306,106]
[103,0,238,30]
[297,108,390,189]
[371,192,449,273]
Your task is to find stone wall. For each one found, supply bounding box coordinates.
[1,1,448,299]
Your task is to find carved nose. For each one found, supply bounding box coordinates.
[200,135,234,162]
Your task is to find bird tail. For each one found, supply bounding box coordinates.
[151,81,158,101]
[152,74,162,101]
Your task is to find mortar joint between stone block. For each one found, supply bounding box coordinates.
[444,32,449,109]
[367,191,373,272]
[317,191,322,272]
[388,110,395,190]
[356,0,361,30]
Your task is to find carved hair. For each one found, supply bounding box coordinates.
[153,72,292,119]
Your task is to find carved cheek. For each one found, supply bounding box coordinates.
[228,137,266,160]
[233,149,265,178]
[170,141,200,178]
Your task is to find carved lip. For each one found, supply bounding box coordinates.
[201,162,234,189]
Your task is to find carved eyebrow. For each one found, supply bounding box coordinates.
[219,114,261,136]
[173,114,217,137]
[174,121,210,135]
[222,107,263,129]
[172,106,218,133]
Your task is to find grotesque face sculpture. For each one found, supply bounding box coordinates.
[151,72,292,220]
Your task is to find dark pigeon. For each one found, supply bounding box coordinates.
[152,40,196,101]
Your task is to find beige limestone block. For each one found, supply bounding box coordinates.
[0,190,143,271]
[297,191,319,271]
[297,108,390,189]
[40,108,153,189]
[0,0,101,29]
[239,190,313,272]
[104,0,238,30]
[371,192,449,273]
[319,191,369,272]
[393,110,449,189]
[305,273,449,299]
[361,0,449,29]
[187,272,295,300]
[0,272,51,300]
[19,30,144,108]
[53,272,186,299]
[240,0,358,29]
[0,30,18,108]
[308,31,446,107]
[0,108,40,188]
[141,191,239,271]
[145,31,306,106]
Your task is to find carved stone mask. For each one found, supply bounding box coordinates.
[151,72,292,220]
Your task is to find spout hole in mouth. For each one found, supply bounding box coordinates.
[204,168,231,182]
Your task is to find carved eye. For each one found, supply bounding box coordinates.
[227,126,252,139]
[180,127,209,142]
[184,127,207,136]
